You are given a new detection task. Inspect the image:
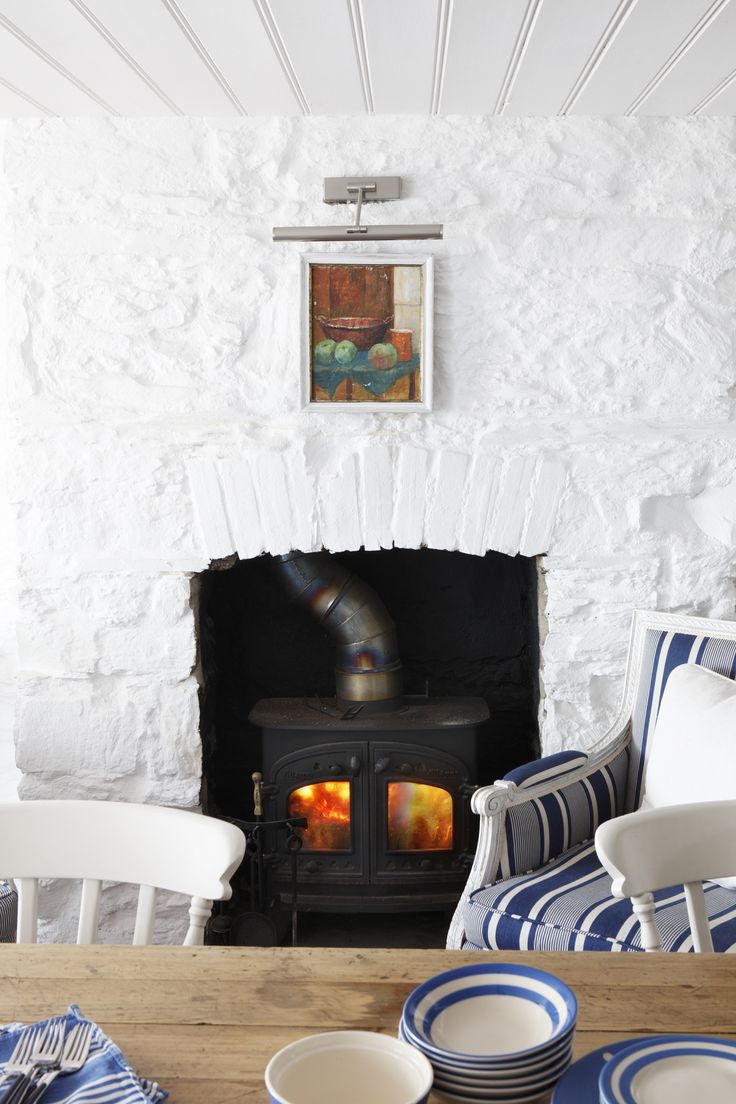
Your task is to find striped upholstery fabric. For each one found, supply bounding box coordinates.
[0,881,17,943]
[464,841,736,953]
[499,744,630,879]
[625,628,736,810]
[503,750,589,789]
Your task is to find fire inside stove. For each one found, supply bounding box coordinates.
[387,782,453,851]
[287,780,453,852]
[288,782,352,851]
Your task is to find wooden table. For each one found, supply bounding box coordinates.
[1,946,735,1102]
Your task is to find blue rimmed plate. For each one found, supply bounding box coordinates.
[551,1040,635,1103]
[599,1035,736,1104]
[402,963,576,1064]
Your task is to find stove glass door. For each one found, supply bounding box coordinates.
[386,781,453,851]
[287,780,352,851]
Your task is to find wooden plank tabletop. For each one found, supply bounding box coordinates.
[1,945,735,1103]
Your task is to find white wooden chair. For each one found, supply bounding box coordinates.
[595,801,736,952]
[0,801,246,945]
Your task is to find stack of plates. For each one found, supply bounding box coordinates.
[400,962,577,1104]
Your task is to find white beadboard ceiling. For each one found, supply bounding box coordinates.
[0,0,735,118]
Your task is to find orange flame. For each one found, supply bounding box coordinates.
[288,781,351,851]
[387,782,453,851]
[287,779,454,854]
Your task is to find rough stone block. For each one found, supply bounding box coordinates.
[187,460,235,561]
[284,448,317,553]
[219,460,264,560]
[318,453,362,552]
[17,575,196,679]
[425,451,469,551]
[251,451,296,556]
[486,456,538,556]
[520,459,568,556]
[16,685,139,776]
[687,477,736,547]
[360,445,394,551]
[459,455,503,557]
[392,447,430,549]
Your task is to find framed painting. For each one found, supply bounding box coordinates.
[301,253,433,412]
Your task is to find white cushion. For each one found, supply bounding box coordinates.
[643,664,736,807]
[641,663,736,887]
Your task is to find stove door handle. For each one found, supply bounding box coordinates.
[374,755,390,774]
[329,757,362,776]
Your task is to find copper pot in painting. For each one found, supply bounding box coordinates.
[316,315,393,350]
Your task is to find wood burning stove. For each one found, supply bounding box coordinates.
[197,547,540,936]
[252,695,487,911]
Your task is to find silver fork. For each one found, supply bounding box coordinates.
[0,1023,64,1104]
[0,1028,42,1091]
[21,1024,93,1104]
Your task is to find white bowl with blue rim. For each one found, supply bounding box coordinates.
[398,1020,573,1084]
[401,962,577,1066]
[265,1030,433,1104]
[598,1034,736,1104]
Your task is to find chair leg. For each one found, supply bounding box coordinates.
[16,879,39,944]
[184,896,213,946]
[631,892,662,952]
[684,882,714,953]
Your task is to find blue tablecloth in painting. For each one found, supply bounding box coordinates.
[313,352,419,399]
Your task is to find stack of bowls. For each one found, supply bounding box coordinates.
[400,962,577,1103]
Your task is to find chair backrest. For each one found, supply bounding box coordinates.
[0,801,246,945]
[620,612,736,811]
[595,800,736,952]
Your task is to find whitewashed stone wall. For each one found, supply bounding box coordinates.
[0,122,20,801]
[1,115,735,834]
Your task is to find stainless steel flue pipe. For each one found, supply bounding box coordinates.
[274,551,403,710]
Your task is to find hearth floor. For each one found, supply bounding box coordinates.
[292,909,450,949]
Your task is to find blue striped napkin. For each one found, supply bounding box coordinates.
[0,1005,167,1103]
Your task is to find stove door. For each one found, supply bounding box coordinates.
[371,741,469,884]
[266,741,369,887]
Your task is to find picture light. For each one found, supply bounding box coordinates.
[273,176,443,242]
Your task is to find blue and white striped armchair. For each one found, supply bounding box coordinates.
[447,610,736,952]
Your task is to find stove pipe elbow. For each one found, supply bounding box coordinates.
[274,551,403,710]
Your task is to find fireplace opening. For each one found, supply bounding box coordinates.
[196,547,540,941]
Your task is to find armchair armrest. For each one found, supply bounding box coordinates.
[447,737,631,948]
[501,750,589,791]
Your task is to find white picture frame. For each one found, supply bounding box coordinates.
[301,253,433,412]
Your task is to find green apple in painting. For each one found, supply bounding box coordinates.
[334,340,358,365]
[314,339,336,365]
[367,342,398,370]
